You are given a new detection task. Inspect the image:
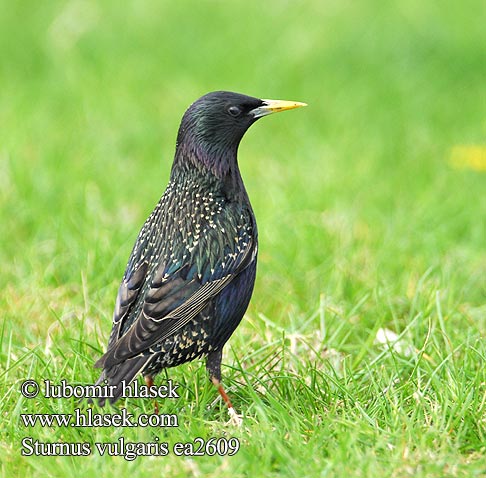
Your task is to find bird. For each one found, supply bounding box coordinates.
[93,91,306,421]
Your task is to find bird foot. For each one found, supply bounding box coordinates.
[226,407,243,427]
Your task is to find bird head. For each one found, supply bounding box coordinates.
[174,91,306,177]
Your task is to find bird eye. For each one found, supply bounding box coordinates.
[227,106,242,117]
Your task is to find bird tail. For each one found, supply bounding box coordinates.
[91,355,153,406]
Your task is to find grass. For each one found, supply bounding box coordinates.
[1,0,486,476]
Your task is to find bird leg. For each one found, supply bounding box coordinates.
[144,374,159,415]
[210,375,234,409]
[207,350,243,426]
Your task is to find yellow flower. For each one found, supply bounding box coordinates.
[450,145,486,171]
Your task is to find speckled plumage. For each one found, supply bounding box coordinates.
[94,91,305,407]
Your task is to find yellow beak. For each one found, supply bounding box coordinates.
[251,99,307,118]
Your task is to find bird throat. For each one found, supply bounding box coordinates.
[172,137,247,202]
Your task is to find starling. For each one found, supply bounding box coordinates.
[94,91,306,419]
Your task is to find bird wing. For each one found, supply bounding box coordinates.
[95,196,256,370]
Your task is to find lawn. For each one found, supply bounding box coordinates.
[1,1,485,476]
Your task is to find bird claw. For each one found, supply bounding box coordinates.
[226,407,243,427]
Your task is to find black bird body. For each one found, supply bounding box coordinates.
[94,91,306,409]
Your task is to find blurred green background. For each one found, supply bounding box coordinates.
[1,1,485,476]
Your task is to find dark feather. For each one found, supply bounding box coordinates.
[94,178,257,373]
